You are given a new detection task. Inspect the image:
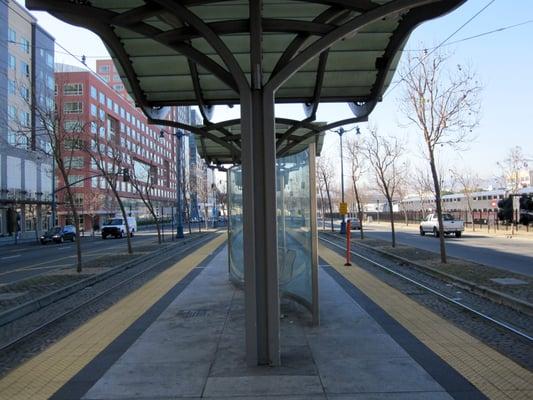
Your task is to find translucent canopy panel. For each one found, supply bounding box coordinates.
[27,0,464,108]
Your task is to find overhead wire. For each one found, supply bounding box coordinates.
[383,0,497,98]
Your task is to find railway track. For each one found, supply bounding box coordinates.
[320,233,533,343]
[0,233,218,354]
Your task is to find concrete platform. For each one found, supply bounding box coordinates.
[53,246,481,400]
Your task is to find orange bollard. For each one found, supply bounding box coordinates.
[345,220,352,266]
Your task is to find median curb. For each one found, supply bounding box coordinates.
[353,239,533,317]
[0,235,203,327]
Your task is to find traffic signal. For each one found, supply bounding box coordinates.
[518,195,533,226]
[497,196,513,223]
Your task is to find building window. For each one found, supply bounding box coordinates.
[99,91,105,105]
[8,80,16,95]
[99,65,110,73]
[8,105,17,121]
[8,28,16,43]
[64,156,84,169]
[113,84,124,91]
[107,97,112,109]
[20,111,30,126]
[113,74,120,81]
[8,54,16,71]
[64,138,84,150]
[90,85,97,99]
[46,53,54,68]
[91,121,97,134]
[63,83,83,95]
[20,38,30,54]
[68,175,85,188]
[64,120,83,132]
[20,61,30,78]
[20,85,30,101]
[73,193,84,207]
[47,75,54,90]
[64,102,83,114]
[101,75,109,82]
[91,103,97,116]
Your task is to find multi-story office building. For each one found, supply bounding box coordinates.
[0,1,54,237]
[55,67,180,230]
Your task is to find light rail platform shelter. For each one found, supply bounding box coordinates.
[1,0,531,398]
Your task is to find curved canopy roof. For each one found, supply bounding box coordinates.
[27,0,463,114]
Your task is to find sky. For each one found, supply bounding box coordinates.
[17,0,533,185]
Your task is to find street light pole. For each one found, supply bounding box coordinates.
[334,127,347,234]
[161,129,185,239]
[175,131,184,239]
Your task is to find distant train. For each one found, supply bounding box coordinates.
[400,187,533,224]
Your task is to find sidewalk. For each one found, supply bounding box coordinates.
[365,220,533,240]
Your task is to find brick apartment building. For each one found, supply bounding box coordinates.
[54,66,183,231]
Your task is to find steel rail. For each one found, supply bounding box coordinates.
[320,235,533,343]
[0,233,221,353]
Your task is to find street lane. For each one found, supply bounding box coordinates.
[361,225,533,277]
[0,231,161,284]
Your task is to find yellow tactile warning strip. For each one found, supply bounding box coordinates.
[319,243,533,400]
[0,233,226,400]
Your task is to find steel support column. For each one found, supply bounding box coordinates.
[240,87,280,366]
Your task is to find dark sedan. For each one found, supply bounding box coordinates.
[40,226,76,244]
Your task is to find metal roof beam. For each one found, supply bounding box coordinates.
[266,0,444,93]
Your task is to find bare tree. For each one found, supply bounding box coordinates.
[364,128,405,248]
[449,168,480,231]
[129,160,163,244]
[12,82,86,272]
[498,146,527,193]
[83,124,133,254]
[317,157,335,232]
[344,136,366,238]
[395,163,411,226]
[400,50,481,263]
[84,190,105,237]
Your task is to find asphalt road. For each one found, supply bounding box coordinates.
[361,224,533,277]
[0,230,167,285]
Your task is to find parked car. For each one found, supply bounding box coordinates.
[349,218,361,230]
[101,217,137,239]
[40,225,76,244]
[419,213,464,237]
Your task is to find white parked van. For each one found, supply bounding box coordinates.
[101,216,137,239]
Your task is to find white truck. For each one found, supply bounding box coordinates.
[419,213,464,238]
[101,216,137,239]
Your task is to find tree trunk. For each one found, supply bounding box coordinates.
[112,187,133,254]
[352,177,364,240]
[64,184,83,272]
[387,195,396,248]
[428,150,447,263]
[318,187,326,231]
[324,177,334,232]
[148,207,161,244]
